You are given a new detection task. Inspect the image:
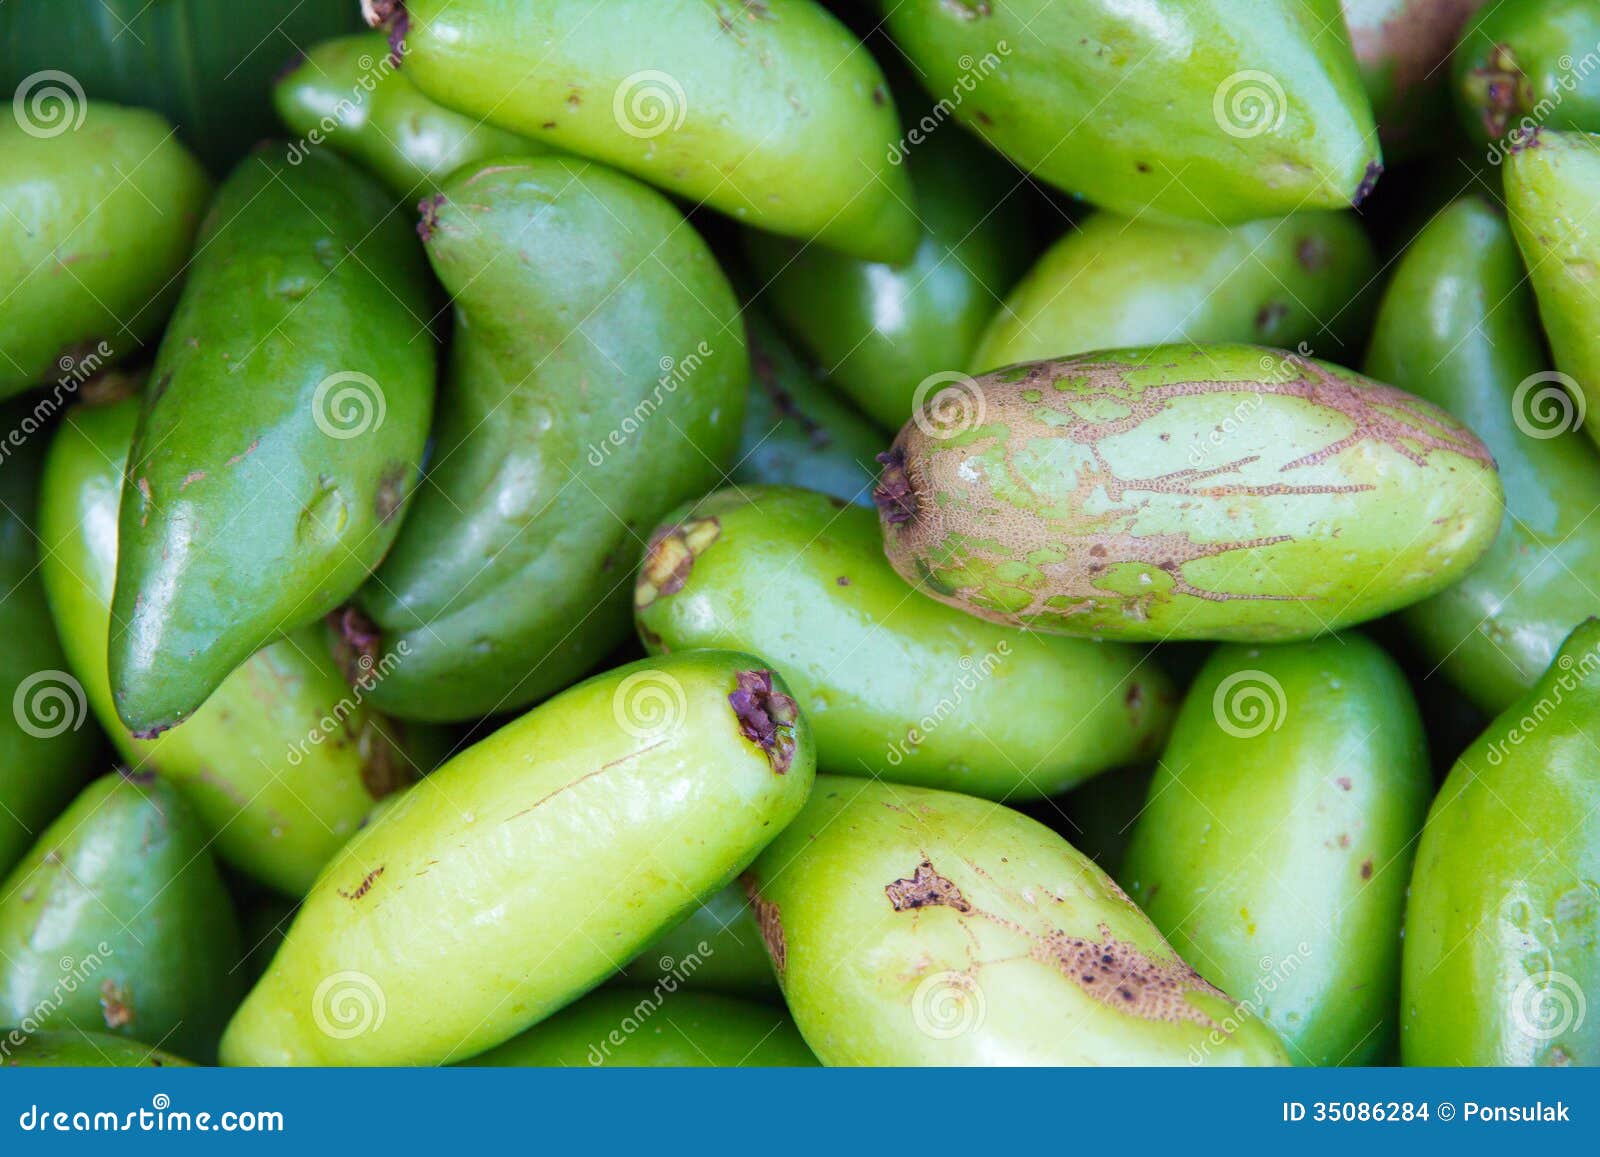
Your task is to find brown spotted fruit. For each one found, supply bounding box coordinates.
[743,775,1291,1065]
[875,344,1504,643]
[635,486,1172,800]
[221,651,814,1066]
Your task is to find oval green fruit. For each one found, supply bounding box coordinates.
[882,0,1381,224]
[744,127,1031,429]
[466,990,815,1067]
[1402,618,1600,1066]
[1455,0,1600,149]
[220,651,815,1066]
[875,343,1504,642]
[618,884,779,1001]
[344,156,746,722]
[1369,196,1600,713]
[734,311,884,507]
[1,1030,191,1068]
[108,145,436,737]
[274,32,539,195]
[377,0,916,262]
[0,773,242,1063]
[39,394,439,896]
[971,212,1378,373]
[636,485,1172,799]
[0,398,101,876]
[0,103,209,399]
[1121,634,1431,1066]
[744,774,1290,1065]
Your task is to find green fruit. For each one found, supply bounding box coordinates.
[618,884,779,1001]
[108,145,437,736]
[39,395,439,896]
[1,1030,191,1068]
[1505,130,1600,452]
[0,0,362,171]
[636,486,1172,799]
[376,0,916,262]
[882,0,1381,224]
[274,32,539,195]
[1342,0,1488,155]
[221,651,815,1066]
[0,104,209,400]
[0,773,243,1063]
[0,399,101,876]
[1403,618,1600,1066]
[1455,0,1600,150]
[875,344,1504,642]
[744,774,1290,1065]
[343,156,746,722]
[1121,634,1431,1066]
[1369,196,1600,713]
[743,128,1031,429]
[466,990,815,1067]
[971,212,1378,373]
[734,311,884,507]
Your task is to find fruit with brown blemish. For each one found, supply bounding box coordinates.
[107,144,436,737]
[1403,618,1600,1066]
[0,773,242,1064]
[1452,0,1600,148]
[743,775,1290,1065]
[636,486,1173,800]
[38,394,448,896]
[370,0,917,262]
[220,651,814,1066]
[464,990,815,1067]
[1505,130,1600,453]
[1341,0,1488,156]
[971,212,1378,374]
[344,157,745,722]
[876,343,1504,642]
[882,0,1380,223]
[0,103,210,399]
[1121,633,1431,1066]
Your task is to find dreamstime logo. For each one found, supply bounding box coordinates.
[587,341,714,465]
[1512,371,1586,439]
[13,71,87,138]
[312,371,386,440]
[1212,669,1287,739]
[312,971,386,1040]
[911,970,986,1040]
[12,670,88,739]
[1485,643,1600,765]
[1511,971,1587,1041]
[285,49,400,166]
[886,40,1011,164]
[613,670,688,739]
[586,942,714,1065]
[885,642,1009,766]
[0,943,114,1058]
[911,371,987,440]
[613,70,687,139]
[1213,70,1286,139]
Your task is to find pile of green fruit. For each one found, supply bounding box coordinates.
[0,0,1595,1069]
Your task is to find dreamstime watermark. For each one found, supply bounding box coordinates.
[12,670,89,740]
[0,943,114,1057]
[1483,40,1600,165]
[1212,669,1287,739]
[613,70,688,140]
[911,370,987,441]
[287,640,412,767]
[1511,970,1587,1042]
[911,970,987,1040]
[1484,642,1600,765]
[886,41,1011,165]
[0,341,113,466]
[1187,942,1311,1064]
[613,670,688,740]
[284,49,400,166]
[13,70,87,138]
[312,371,386,439]
[1511,370,1586,439]
[886,642,1010,766]
[1213,70,1286,139]
[312,970,386,1039]
[585,941,714,1065]
[586,341,713,465]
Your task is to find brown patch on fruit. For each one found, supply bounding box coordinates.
[1296,236,1328,272]
[751,337,830,448]
[374,463,410,523]
[885,861,972,913]
[635,516,721,608]
[1032,923,1226,1027]
[330,605,384,687]
[742,875,786,977]
[416,194,445,242]
[1467,43,1527,140]
[338,865,386,901]
[729,669,799,774]
[1353,161,1384,208]
[1347,0,1485,107]
[873,447,917,526]
[99,980,133,1029]
[362,0,409,64]
[1360,858,1374,880]
[359,723,413,800]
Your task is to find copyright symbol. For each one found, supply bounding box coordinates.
[1437,1103,1455,1121]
